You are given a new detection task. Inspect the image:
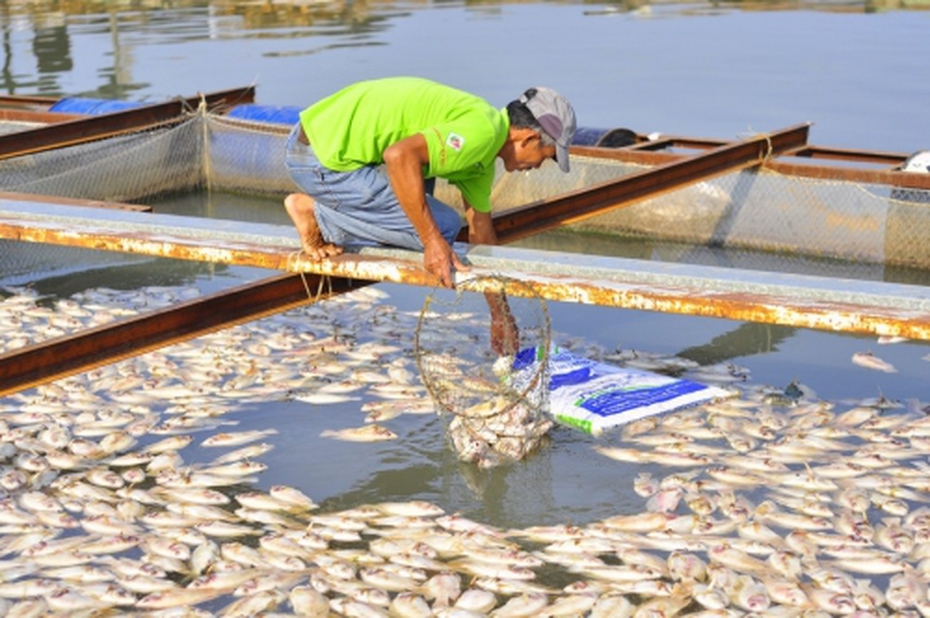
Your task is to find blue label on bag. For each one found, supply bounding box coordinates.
[579,381,707,417]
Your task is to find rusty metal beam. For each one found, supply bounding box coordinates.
[783,144,908,166]
[452,245,930,343]
[606,129,910,166]
[0,200,437,283]
[486,124,810,244]
[570,143,930,191]
[0,94,60,109]
[0,86,255,160]
[765,159,930,189]
[0,109,85,123]
[3,199,930,344]
[0,272,362,398]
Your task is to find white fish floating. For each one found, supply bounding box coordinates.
[488,591,549,617]
[200,429,278,447]
[877,335,908,344]
[294,391,361,405]
[289,585,330,615]
[320,424,398,442]
[269,485,317,510]
[374,501,445,518]
[851,351,897,373]
[208,442,274,465]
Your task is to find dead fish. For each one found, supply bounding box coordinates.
[156,487,231,506]
[388,591,432,617]
[851,351,897,373]
[489,591,549,617]
[294,392,360,405]
[269,485,317,510]
[449,588,495,612]
[374,501,445,518]
[447,559,537,581]
[328,596,389,618]
[209,443,274,465]
[142,434,193,454]
[195,521,261,538]
[877,335,908,345]
[589,594,634,618]
[601,511,674,533]
[289,585,330,615]
[359,567,424,592]
[200,429,278,448]
[200,460,268,478]
[135,587,226,610]
[320,424,398,442]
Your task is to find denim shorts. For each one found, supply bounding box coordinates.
[284,124,463,250]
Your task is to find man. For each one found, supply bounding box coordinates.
[283,77,576,353]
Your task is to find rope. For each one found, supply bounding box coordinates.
[757,132,773,164]
[286,249,333,304]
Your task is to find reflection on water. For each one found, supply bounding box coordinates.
[0,0,409,98]
[0,0,925,100]
[512,228,930,287]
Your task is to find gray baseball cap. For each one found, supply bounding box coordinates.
[520,87,577,172]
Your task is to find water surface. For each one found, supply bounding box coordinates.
[3,0,930,534]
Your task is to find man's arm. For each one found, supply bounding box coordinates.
[465,205,497,246]
[383,134,466,288]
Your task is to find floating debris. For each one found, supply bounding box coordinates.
[852,351,898,373]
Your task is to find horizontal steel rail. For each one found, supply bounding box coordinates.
[0,86,255,160]
[0,273,363,397]
[1,198,929,343]
[488,124,811,243]
[572,140,930,191]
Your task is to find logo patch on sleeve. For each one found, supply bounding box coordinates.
[446,132,465,151]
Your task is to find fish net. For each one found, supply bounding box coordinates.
[415,274,553,468]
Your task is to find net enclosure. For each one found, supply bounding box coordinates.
[0,107,928,273]
[2,104,929,465]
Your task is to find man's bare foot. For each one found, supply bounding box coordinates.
[283,193,343,260]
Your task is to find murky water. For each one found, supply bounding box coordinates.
[2,2,930,614]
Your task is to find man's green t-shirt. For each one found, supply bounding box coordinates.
[300,77,508,213]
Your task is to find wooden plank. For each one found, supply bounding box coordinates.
[0,86,255,160]
[0,272,363,398]
[486,123,811,244]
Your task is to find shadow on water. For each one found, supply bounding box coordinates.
[677,322,797,367]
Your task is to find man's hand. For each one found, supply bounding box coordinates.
[424,237,469,289]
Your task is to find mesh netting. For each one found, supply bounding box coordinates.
[0,113,294,203]
[570,165,930,269]
[0,239,152,287]
[0,120,206,201]
[207,115,293,195]
[415,275,553,468]
[433,156,930,271]
[0,109,928,274]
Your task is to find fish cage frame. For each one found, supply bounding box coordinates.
[0,90,929,395]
